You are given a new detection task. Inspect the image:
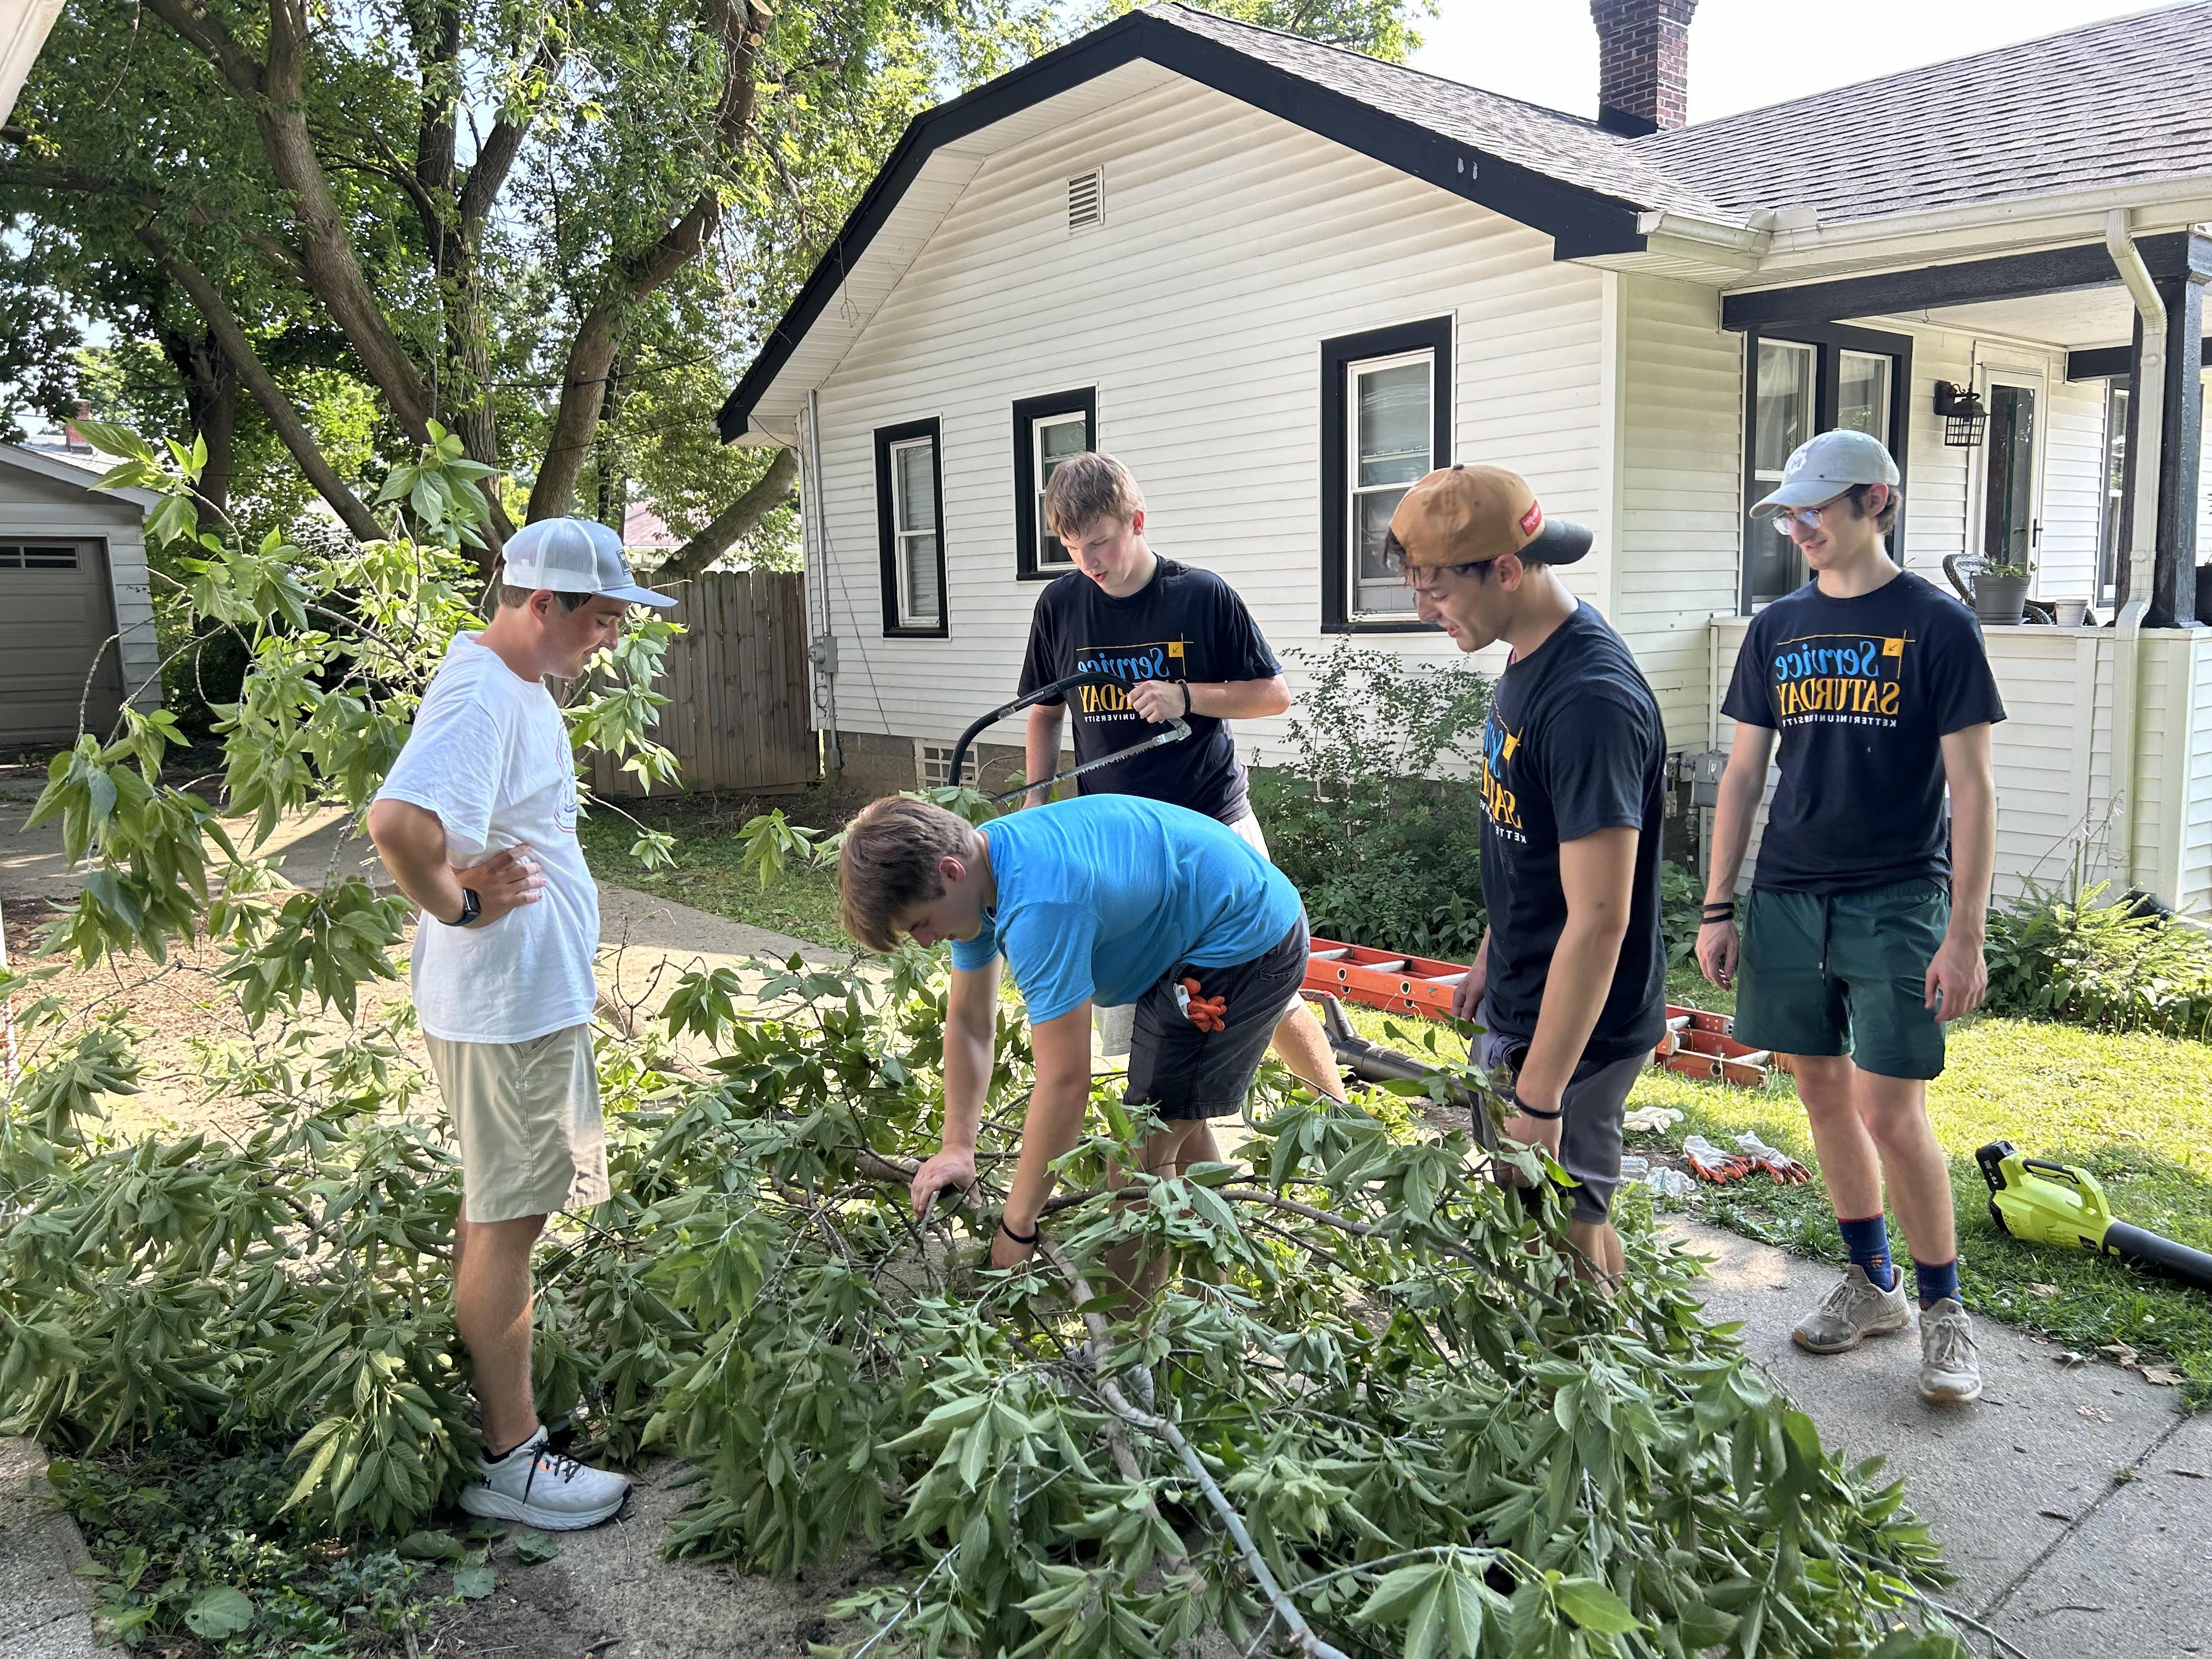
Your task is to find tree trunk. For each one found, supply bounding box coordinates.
[651,447,798,583]
[183,331,238,519]
[595,354,629,532]
[138,225,382,543]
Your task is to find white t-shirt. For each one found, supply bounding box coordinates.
[375,632,599,1043]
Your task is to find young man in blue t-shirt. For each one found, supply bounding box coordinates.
[1699,429,2003,1406]
[838,793,1309,1270]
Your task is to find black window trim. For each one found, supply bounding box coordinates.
[1740,322,1914,612]
[1012,387,1096,582]
[874,417,949,639]
[1321,315,1453,634]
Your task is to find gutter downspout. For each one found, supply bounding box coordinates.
[2104,211,2165,892]
[800,388,842,775]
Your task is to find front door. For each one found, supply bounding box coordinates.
[1978,370,2044,585]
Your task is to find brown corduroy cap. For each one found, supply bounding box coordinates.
[1383,464,1593,572]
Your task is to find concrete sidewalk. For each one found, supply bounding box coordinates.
[1679,1218,2205,1658]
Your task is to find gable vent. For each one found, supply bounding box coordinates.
[1065,168,1103,232]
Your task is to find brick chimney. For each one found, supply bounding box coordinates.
[1591,0,1697,137]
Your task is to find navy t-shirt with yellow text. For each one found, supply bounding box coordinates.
[1478,602,1668,1064]
[1018,557,1279,823]
[1722,572,2006,895]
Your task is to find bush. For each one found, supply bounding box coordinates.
[1248,646,1491,958]
[1984,882,2212,1040]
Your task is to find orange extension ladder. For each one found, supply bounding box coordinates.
[1301,936,1785,1089]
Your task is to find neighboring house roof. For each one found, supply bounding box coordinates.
[720,0,2212,440]
[0,442,159,513]
[623,501,681,552]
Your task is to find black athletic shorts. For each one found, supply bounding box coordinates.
[1125,915,1310,1120]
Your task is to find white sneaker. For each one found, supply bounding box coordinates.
[459,1427,629,1530]
[1791,1263,1911,1355]
[1917,1297,1983,1404]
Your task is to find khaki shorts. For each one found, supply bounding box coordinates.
[1097,811,1277,1059]
[424,1025,608,1223]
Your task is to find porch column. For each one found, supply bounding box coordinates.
[2143,235,2208,628]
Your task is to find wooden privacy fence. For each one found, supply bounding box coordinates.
[588,569,816,797]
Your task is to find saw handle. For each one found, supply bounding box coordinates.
[944,670,1105,795]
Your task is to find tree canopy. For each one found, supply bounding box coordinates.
[1,0,1430,578]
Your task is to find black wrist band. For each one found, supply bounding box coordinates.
[1180,682,1193,717]
[1511,1092,1563,1121]
[1000,1217,1040,1245]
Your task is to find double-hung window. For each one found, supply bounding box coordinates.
[1013,389,1095,579]
[874,419,947,637]
[1321,317,1453,629]
[1741,325,1911,610]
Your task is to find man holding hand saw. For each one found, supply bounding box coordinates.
[1017,450,1341,1098]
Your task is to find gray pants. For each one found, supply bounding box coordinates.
[1476,1003,1641,1224]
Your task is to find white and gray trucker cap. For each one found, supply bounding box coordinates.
[502,516,675,607]
[1750,428,1901,516]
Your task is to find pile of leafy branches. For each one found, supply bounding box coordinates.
[1983,881,2212,1042]
[1,423,1996,1657]
[1248,646,1492,960]
[3,941,1993,1658]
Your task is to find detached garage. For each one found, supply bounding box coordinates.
[0,443,161,750]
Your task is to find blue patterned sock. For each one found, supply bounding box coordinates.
[1837,1215,1895,1291]
[1913,1257,1960,1310]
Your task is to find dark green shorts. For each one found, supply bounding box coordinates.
[1734,878,1950,1081]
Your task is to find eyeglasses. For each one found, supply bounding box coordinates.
[1769,494,1850,534]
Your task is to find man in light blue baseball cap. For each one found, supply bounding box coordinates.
[1748,427,1900,518]
[500,514,676,608]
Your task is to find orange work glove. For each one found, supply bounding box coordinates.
[1180,977,1227,1033]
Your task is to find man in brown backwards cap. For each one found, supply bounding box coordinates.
[1386,465,1668,1283]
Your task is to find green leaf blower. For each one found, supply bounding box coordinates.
[1976,1141,2212,1294]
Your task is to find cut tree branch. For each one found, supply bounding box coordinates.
[1040,1240,1348,1659]
[136,224,382,543]
[651,448,798,583]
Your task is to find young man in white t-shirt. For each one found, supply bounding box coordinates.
[368,517,672,1529]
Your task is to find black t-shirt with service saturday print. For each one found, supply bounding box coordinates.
[1479,602,1669,1064]
[1722,572,2006,896]
[1018,557,1280,823]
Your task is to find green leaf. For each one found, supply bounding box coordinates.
[398,1529,464,1560]
[1554,1578,1641,1635]
[453,1564,498,1599]
[511,1531,561,1564]
[183,1585,256,1638]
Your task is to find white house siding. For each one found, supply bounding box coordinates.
[1614,275,1741,750]
[805,78,1607,767]
[2181,631,2212,913]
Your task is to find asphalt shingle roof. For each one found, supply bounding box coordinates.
[1146,0,2212,227]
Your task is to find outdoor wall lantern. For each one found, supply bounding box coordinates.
[1933,381,1989,448]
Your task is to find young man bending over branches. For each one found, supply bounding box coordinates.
[839,793,1311,1279]
[367,518,673,1528]
[1390,465,1668,1284]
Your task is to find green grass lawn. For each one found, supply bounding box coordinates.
[1350,989,2212,1404]
[578,788,852,949]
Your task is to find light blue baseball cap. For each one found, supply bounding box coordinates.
[1750,428,1900,516]
[501,516,675,607]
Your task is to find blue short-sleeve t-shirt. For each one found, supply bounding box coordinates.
[949,795,1302,1023]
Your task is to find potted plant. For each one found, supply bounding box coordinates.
[1973,560,2034,625]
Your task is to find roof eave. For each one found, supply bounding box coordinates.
[716,9,1652,443]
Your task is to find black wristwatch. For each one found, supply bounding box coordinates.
[443,887,482,928]
[1180,682,1193,717]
